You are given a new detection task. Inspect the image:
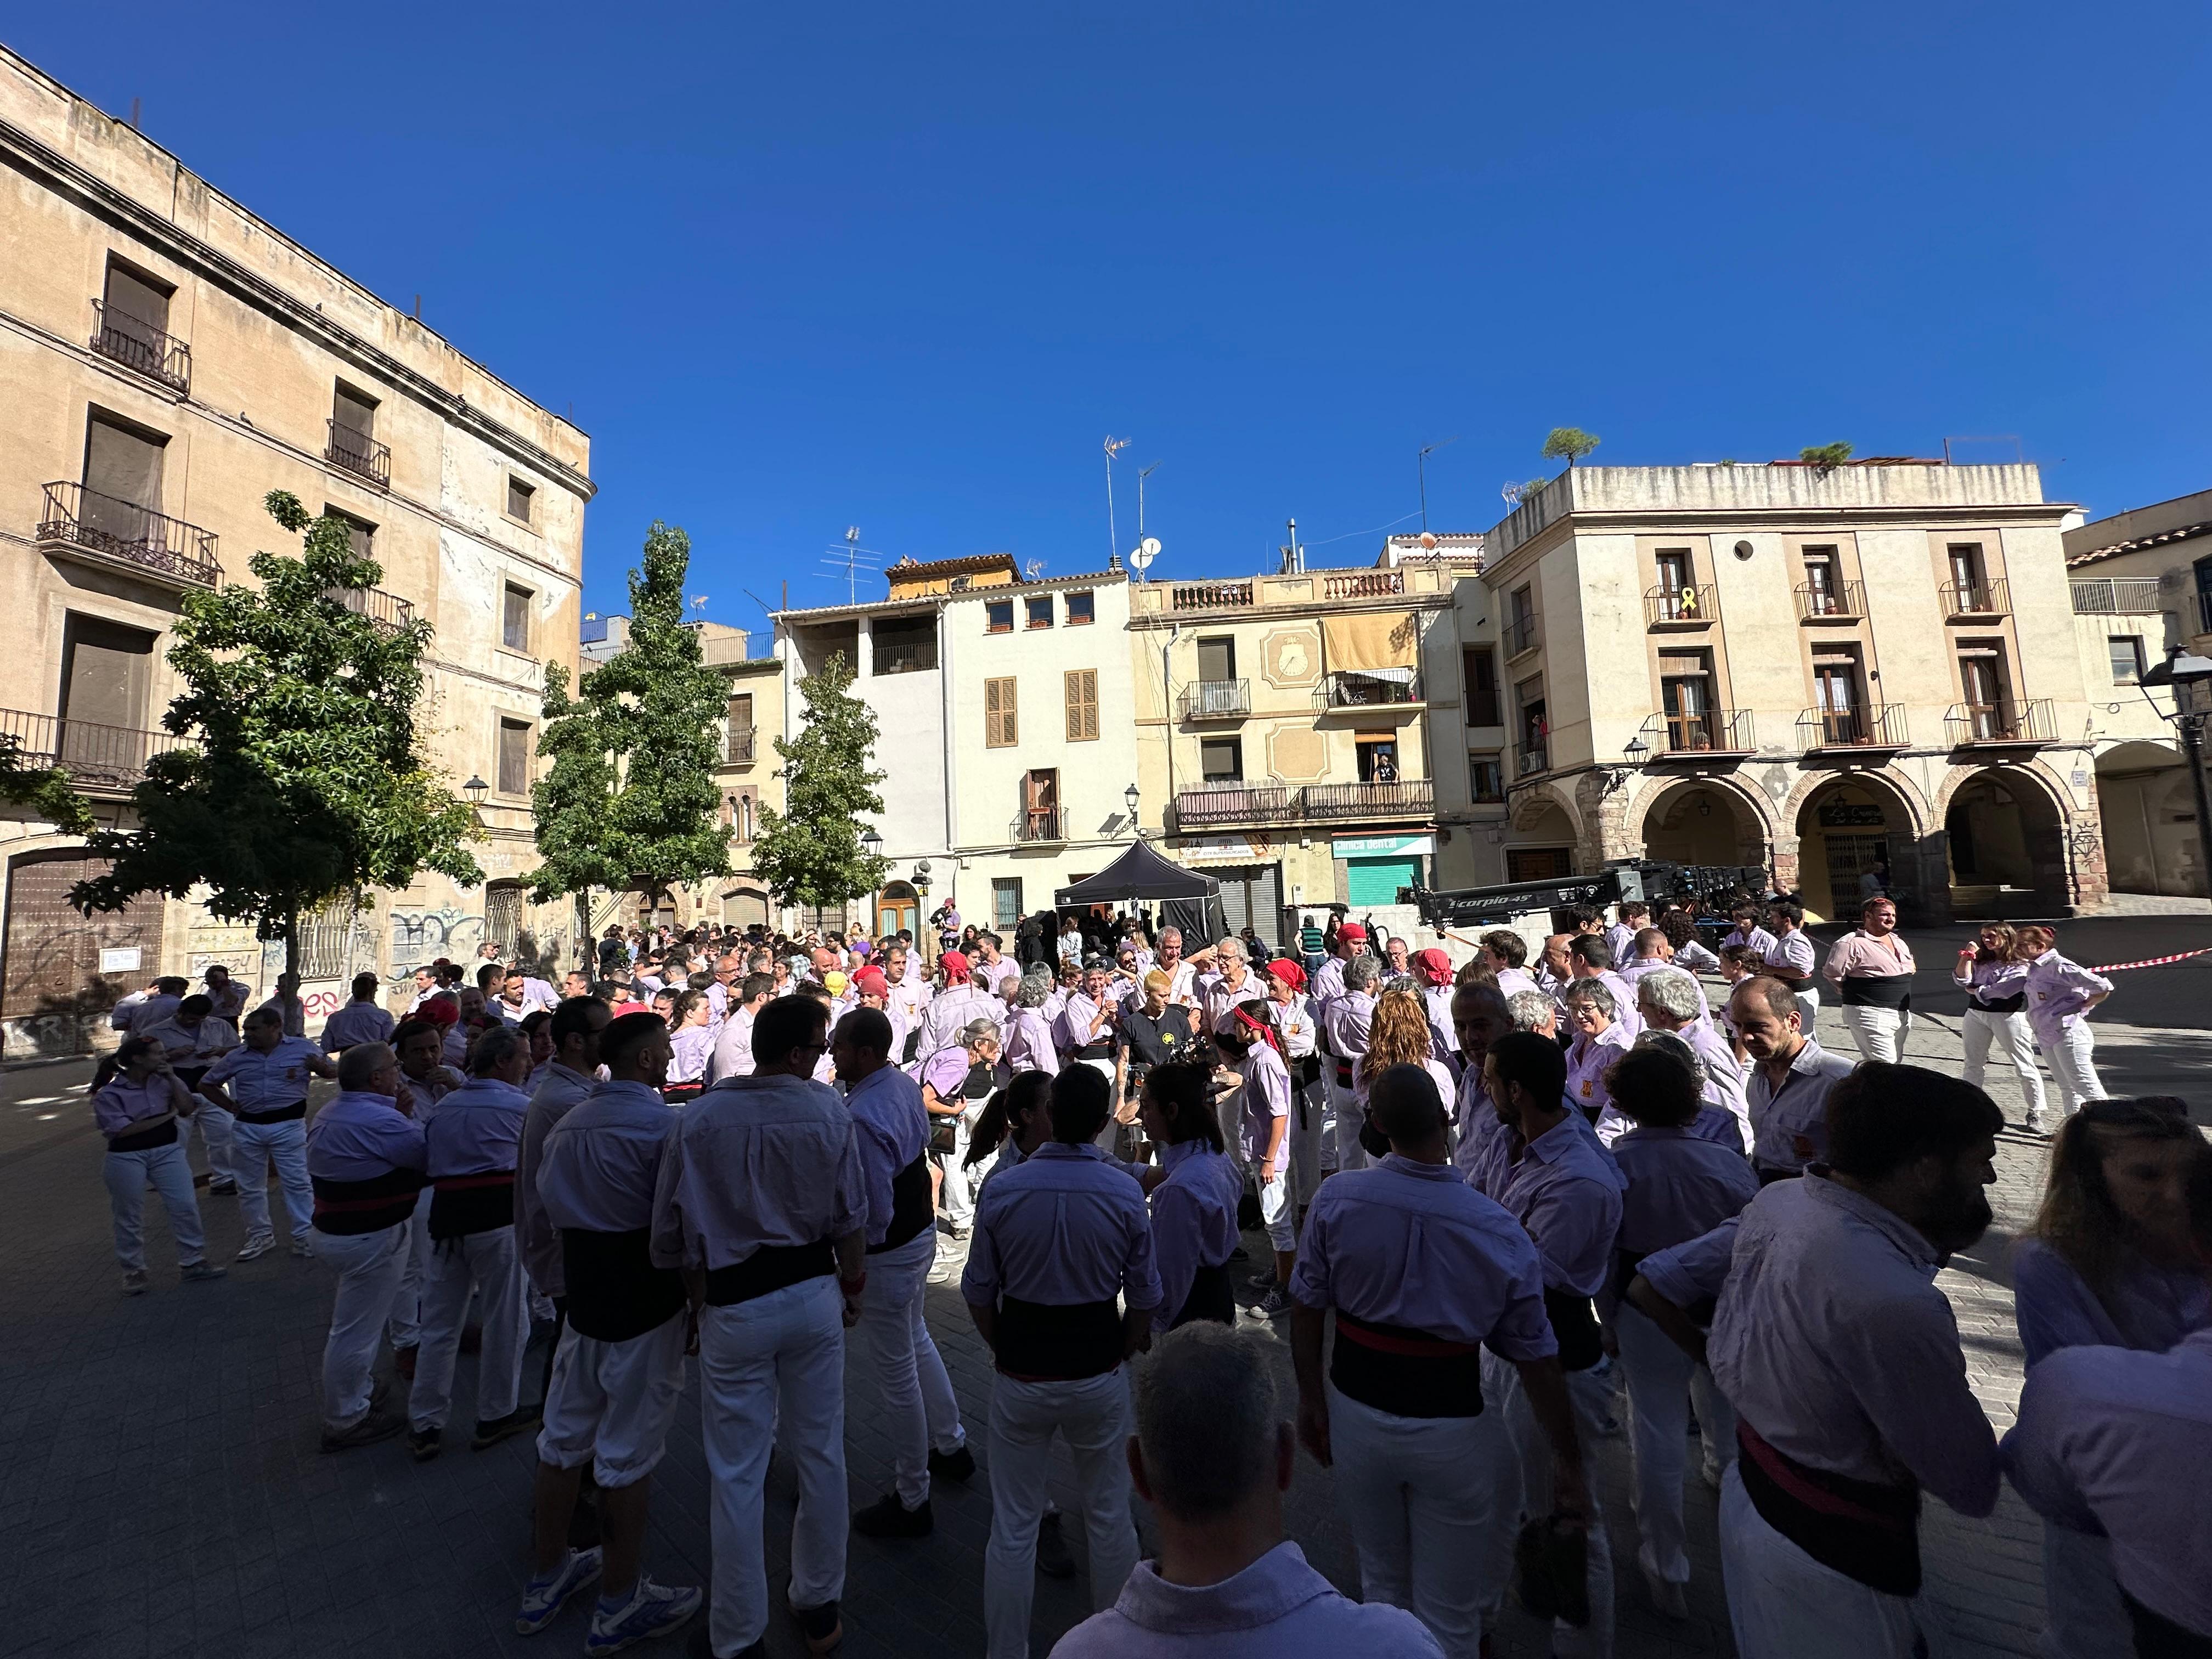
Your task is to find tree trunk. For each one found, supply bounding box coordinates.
[574,890,591,970]
[284,905,301,978]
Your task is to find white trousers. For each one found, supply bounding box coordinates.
[854,1227,967,1508]
[1501,1360,1617,1657]
[1255,1165,1296,1253]
[2041,1024,2104,1118]
[315,1222,409,1429]
[1718,1462,1942,1658]
[2040,1522,2133,1659]
[232,1117,314,1241]
[698,1276,847,1655]
[1793,990,1821,1032]
[1329,1381,1517,1658]
[103,1142,206,1271]
[410,1224,529,1431]
[180,1101,236,1183]
[1324,1069,1367,1172]
[985,1368,1135,1659]
[535,1312,689,1488]
[1838,1004,1911,1064]
[1288,1070,1325,1199]
[936,1103,984,1228]
[1960,1009,2046,1119]
[1615,1304,1734,1587]
[388,1187,434,1349]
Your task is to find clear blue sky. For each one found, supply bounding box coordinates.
[13,5,2209,640]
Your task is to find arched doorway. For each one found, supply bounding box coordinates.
[1505,803,1579,882]
[1636,780,1769,875]
[2095,741,2203,898]
[1946,768,2072,917]
[1793,775,1920,924]
[720,884,771,933]
[876,880,920,943]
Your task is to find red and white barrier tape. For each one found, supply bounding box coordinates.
[2087,947,2212,973]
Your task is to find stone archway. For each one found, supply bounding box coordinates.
[1505,786,1585,881]
[1936,762,2090,917]
[1790,772,1931,924]
[2095,740,2203,899]
[1629,777,1773,881]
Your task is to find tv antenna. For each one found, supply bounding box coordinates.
[690,594,709,613]
[1104,436,1131,567]
[1418,436,1458,531]
[1024,559,1048,580]
[819,525,881,602]
[1127,537,1161,579]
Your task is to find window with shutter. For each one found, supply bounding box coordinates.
[1064,669,1098,741]
[985,676,1018,748]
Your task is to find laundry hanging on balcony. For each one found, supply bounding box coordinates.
[1321,612,1420,672]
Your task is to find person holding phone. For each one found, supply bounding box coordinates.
[95,1035,227,1296]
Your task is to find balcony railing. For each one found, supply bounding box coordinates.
[324,585,415,629]
[1504,614,1541,657]
[1796,580,1864,620]
[326,420,392,488]
[1178,679,1250,720]
[873,639,938,675]
[1322,570,1404,601]
[1011,807,1067,843]
[1172,783,1296,827]
[1516,743,1548,777]
[2069,577,2163,615]
[1170,582,1254,612]
[726,726,756,764]
[1797,703,1909,752]
[90,302,190,393]
[1303,779,1434,819]
[1316,672,1421,709]
[36,481,221,590]
[1940,577,2010,618]
[1644,584,1717,626]
[1945,698,2054,747]
[1641,708,1755,756]
[0,707,189,794]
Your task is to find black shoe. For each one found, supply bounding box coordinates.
[1036,1512,1076,1579]
[393,1344,418,1381]
[1227,1244,1250,1262]
[408,1425,442,1462]
[320,1408,404,1453]
[471,1407,541,1451]
[853,1492,933,1538]
[791,1598,842,1654]
[368,1378,390,1415]
[928,1443,977,1483]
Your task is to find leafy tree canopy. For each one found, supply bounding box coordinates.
[71,490,482,968]
[0,735,95,837]
[749,652,889,909]
[1541,426,1601,466]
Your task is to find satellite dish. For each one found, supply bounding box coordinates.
[1418,531,1438,550]
[1128,537,1160,573]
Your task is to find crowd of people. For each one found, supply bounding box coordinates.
[80,895,2208,1659]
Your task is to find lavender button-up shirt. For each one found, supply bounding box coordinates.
[1745,1035,1857,1174]
[961,1141,1161,1313]
[1323,990,1377,1062]
[2012,1238,2212,1367]
[1607,1125,1757,1260]
[93,1074,190,1138]
[1055,992,1114,1055]
[1635,1215,1739,1316]
[423,1077,529,1180]
[846,1062,929,1246]
[1709,1174,1999,1512]
[1496,1113,1626,1299]
[1147,1139,1243,1331]
[200,1036,324,1113]
[1565,1022,1633,1124]
[536,1080,676,1234]
[1003,1007,1062,1076]
[1954,956,2032,1008]
[668,1024,714,1086]
[1291,1154,1556,1357]
[1239,1044,1294,1175]
[305,1090,427,1181]
[320,1000,396,1053]
[2024,949,2113,1043]
[650,1073,868,1272]
[519,1062,602,1296]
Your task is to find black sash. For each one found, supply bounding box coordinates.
[870,1152,935,1255]
[109,1119,179,1153]
[238,1100,307,1126]
[703,1240,836,1306]
[1610,1246,1650,1306]
[428,1171,517,1242]
[1841,973,1912,1010]
[995,1296,1122,1380]
[1543,1284,1604,1372]
[2126,1592,2212,1658]
[1736,1420,1921,1596]
[661,1081,703,1105]
[561,1227,687,1343]
[1971,992,2026,1014]
[1330,1308,1485,1419]
[312,1166,426,1235]
[902,1025,922,1064]
[962,1062,996,1101]
[1170,1262,1234,1329]
[1071,1040,1114,1060]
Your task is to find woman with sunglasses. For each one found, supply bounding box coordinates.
[2012,1097,2211,1659]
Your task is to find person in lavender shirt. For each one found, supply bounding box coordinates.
[2016,923,2115,1124]
[1720,903,1779,961]
[1135,1062,1242,1331]
[2009,1096,2211,1659]
[1003,969,1063,1079]
[1623,1213,1743,1492]
[663,989,713,1104]
[2003,1149,2212,1659]
[1950,921,2047,1132]
[1049,1323,1443,1659]
[1707,1064,2003,1658]
[1291,1062,1589,1659]
[94,1035,226,1296]
[1562,980,1634,1131]
[1632,973,1751,1154]
[1760,899,1821,1031]
[1217,1002,1298,1320]
[1565,934,1643,1041]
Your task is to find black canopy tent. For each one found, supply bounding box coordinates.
[1054,840,1227,946]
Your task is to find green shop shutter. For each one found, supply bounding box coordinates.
[1345,856,1418,906]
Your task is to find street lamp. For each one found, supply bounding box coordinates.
[2138,643,2212,899]
[1124,782,1141,836]
[861,826,883,858]
[462,775,489,825]
[1622,737,1649,766]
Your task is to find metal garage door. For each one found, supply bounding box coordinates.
[1210,863,1282,956]
[1345,856,1418,906]
[2,853,166,1040]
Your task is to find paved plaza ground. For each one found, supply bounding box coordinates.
[1,917,2206,1659]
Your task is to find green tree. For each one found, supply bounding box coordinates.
[749,652,889,911]
[1800,441,1854,471]
[529,522,731,935]
[0,735,95,837]
[1541,426,1601,468]
[71,490,482,970]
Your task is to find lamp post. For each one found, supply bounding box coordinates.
[861,826,883,859]
[463,775,489,826]
[1124,782,1141,838]
[2138,644,2212,900]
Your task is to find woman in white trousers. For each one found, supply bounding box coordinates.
[2017,925,2115,1123]
[1952,923,2048,1132]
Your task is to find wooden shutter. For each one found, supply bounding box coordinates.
[985,677,1017,747]
[1064,669,1097,741]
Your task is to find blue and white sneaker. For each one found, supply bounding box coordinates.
[585,1578,702,1654]
[515,1546,601,1635]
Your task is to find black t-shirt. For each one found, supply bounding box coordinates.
[1119,1003,1195,1070]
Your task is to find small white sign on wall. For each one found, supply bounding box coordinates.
[99,947,143,973]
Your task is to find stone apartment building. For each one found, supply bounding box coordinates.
[775,555,1139,941]
[0,47,590,1052]
[1430,460,2103,923]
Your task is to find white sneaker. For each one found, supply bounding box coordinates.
[235,1233,276,1262]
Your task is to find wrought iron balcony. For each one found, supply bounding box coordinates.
[1315,672,1421,710]
[324,585,415,629]
[1795,580,1864,621]
[1178,679,1250,720]
[726,726,756,764]
[873,638,938,675]
[90,302,190,393]
[1644,584,1717,627]
[1172,783,1293,828]
[2069,577,2163,615]
[1640,708,1755,757]
[1170,581,1254,612]
[36,482,221,590]
[1011,806,1068,843]
[1167,779,1433,830]
[326,419,392,488]
[1504,614,1540,657]
[1944,698,2053,747]
[1515,743,1548,777]
[1797,703,1908,753]
[0,707,188,794]
[1940,577,2010,619]
[1322,570,1404,600]
[1302,779,1434,819]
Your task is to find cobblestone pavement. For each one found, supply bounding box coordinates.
[4,928,2205,1659]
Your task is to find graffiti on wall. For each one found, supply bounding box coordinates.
[390,906,486,969]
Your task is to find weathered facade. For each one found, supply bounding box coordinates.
[0,47,590,1053]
